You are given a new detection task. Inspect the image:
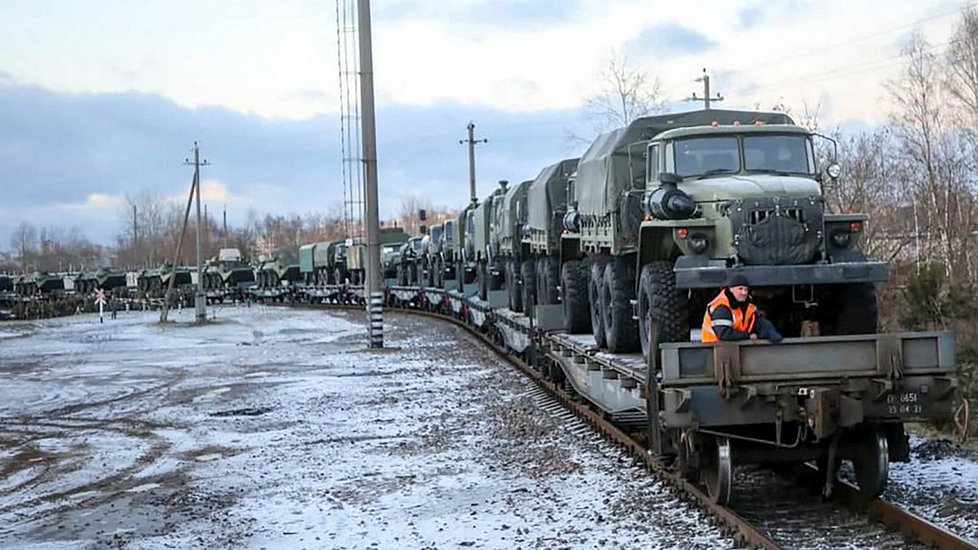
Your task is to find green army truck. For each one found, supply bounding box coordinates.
[495,179,532,312]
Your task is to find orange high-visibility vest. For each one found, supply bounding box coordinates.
[701,290,757,343]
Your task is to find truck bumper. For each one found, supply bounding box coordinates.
[674,259,889,289]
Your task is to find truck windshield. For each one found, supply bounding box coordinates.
[743,135,814,175]
[674,137,740,178]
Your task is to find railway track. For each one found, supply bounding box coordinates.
[353,293,975,550]
[8,286,975,549]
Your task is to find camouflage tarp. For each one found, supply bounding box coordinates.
[527,158,578,233]
[576,110,793,216]
[498,180,531,242]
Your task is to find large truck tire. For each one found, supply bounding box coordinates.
[638,261,690,361]
[561,260,590,333]
[537,256,560,305]
[506,259,522,312]
[478,263,488,301]
[521,260,536,317]
[602,257,640,353]
[589,257,608,348]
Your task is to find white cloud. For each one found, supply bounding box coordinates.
[0,1,964,124]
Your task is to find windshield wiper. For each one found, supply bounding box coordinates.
[697,168,735,179]
[748,168,793,176]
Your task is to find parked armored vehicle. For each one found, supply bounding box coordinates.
[256,247,300,289]
[14,271,65,296]
[495,179,532,311]
[521,158,579,312]
[75,267,127,295]
[138,264,192,297]
[0,274,12,292]
[203,248,255,291]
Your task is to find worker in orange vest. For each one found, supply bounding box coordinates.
[701,275,782,343]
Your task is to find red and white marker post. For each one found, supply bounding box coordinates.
[94,288,106,324]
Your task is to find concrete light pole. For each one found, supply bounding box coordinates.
[460,122,488,203]
[358,0,383,348]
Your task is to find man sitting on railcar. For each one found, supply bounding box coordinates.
[701,275,783,343]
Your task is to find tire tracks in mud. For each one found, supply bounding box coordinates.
[0,371,190,524]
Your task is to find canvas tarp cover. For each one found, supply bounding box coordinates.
[576,110,794,216]
[527,158,579,231]
[498,180,531,240]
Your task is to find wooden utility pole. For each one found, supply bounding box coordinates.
[685,68,724,110]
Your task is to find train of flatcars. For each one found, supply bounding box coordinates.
[0,109,960,505]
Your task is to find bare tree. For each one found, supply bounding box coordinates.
[9,221,37,272]
[946,7,978,129]
[580,51,663,138]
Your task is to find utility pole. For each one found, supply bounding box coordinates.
[460,122,488,203]
[358,0,383,348]
[223,205,228,248]
[183,142,209,323]
[685,68,724,110]
[132,204,138,267]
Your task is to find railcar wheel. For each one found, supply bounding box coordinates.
[561,260,590,333]
[853,427,889,499]
[702,435,732,504]
[589,258,608,348]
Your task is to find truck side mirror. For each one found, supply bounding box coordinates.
[659,172,682,186]
[418,209,427,221]
[420,224,428,235]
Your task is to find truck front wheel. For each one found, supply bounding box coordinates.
[638,261,689,361]
[603,258,639,352]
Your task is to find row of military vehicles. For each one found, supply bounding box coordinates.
[0,108,960,504]
[377,109,959,504]
[0,226,418,305]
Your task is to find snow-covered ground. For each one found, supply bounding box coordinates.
[0,306,735,549]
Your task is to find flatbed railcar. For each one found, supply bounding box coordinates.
[301,281,958,505]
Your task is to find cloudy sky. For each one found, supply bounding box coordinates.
[0,0,966,249]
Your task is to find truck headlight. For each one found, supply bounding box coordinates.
[688,233,709,254]
[831,229,851,249]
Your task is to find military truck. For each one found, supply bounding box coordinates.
[455,202,480,291]
[521,158,580,315]
[256,247,300,289]
[420,223,444,288]
[298,240,346,285]
[439,219,458,286]
[634,112,887,358]
[495,179,532,311]
[470,181,509,300]
[396,236,424,285]
[348,227,409,284]
[562,109,887,356]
